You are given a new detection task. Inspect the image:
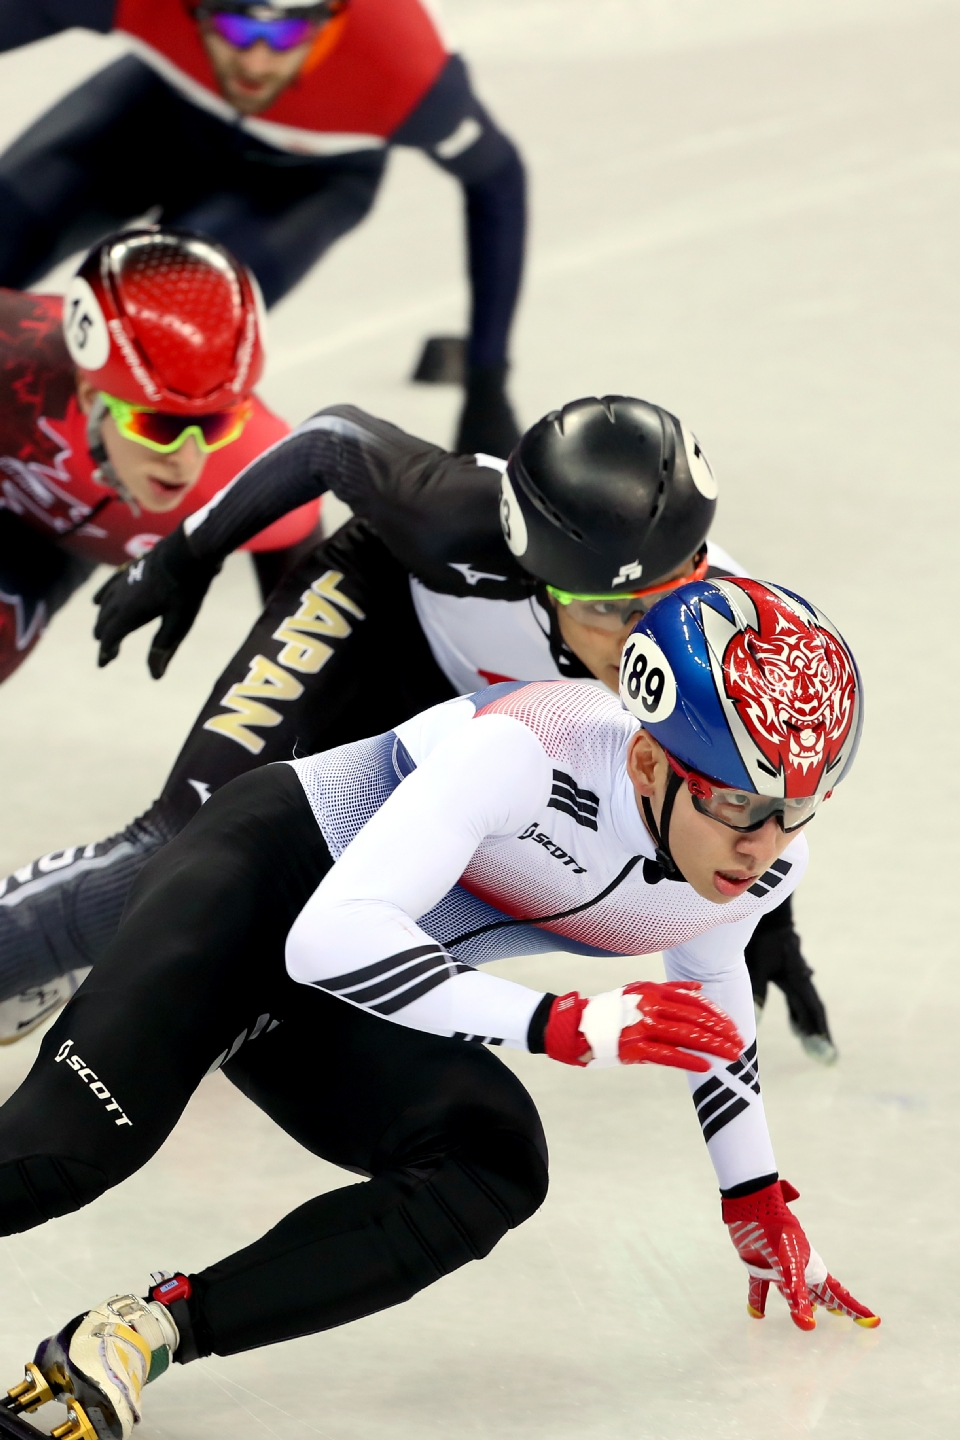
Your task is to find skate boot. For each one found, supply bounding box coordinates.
[9,1291,180,1440]
[0,971,89,1045]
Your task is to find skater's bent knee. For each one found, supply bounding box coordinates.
[462,1127,549,1230]
[393,1130,548,1279]
[0,1155,107,1233]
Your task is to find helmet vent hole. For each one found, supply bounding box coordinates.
[519,470,584,542]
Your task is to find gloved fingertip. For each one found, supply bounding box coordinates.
[746,1304,765,1320]
[790,1311,817,1332]
[148,652,170,680]
[854,1315,881,1328]
[97,646,118,668]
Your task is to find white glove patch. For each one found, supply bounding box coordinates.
[579,986,642,1068]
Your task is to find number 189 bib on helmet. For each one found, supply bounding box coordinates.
[619,577,863,871]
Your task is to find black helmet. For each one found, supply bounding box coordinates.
[500,395,717,596]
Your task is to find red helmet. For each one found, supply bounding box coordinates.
[63,228,264,413]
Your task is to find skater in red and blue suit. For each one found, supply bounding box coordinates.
[0,0,526,455]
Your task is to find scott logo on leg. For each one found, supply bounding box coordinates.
[54,1039,132,1127]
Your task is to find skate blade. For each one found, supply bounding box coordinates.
[6,1364,53,1413]
[51,1401,97,1440]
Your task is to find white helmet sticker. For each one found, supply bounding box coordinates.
[681,423,718,500]
[619,633,677,723]
[63,277,111,371]
[500,471,528,557]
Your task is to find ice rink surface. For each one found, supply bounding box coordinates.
[0,1,958,1435]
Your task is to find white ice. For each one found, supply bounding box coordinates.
[0,2,957,1435]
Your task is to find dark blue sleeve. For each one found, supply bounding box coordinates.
[391,55,526,371]
[0,0,114,50]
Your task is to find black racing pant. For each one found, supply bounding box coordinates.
[0,765,548,1356]
[0,519,454,995]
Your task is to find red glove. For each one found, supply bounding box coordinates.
[544,981,743,1072]
[723,1179,880,1331]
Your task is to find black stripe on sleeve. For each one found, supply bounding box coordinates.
[373,964,472,1016]
[546,797,598,830]
[337,952,457,1006]
[725,1042,760,1092]
[320,944,445,992]
[550,774,599,811]
[692,1076,724,1106]
[702,1096,750,1141]
[693,1073,753,1142]
[696,1088,741,1126]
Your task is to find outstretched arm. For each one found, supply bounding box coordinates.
[663,910,781,1195]
[287,710,741,1071]
[0,0,113,51]
[393,55,526,456]
[93,405,529,676]
[287,713,555,1047]
[183,406,522,593]
[664,856,878,1331]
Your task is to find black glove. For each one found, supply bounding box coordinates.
[93,526,222,679]
[744,899,838,1064]
[454,363,521,459]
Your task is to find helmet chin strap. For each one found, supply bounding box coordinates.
[641,769,687,883]
[538,584,595,679]
[86,394,141,516]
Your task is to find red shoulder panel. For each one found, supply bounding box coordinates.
[115,0,218,92]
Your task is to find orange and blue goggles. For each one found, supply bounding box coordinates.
[100,392,252,454]
[199,5,340,52]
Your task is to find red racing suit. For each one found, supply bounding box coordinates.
[0,288,317,682]
[115,0,449,156]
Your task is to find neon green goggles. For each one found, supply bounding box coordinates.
[100,392,252,455]
[546,548,710,632]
